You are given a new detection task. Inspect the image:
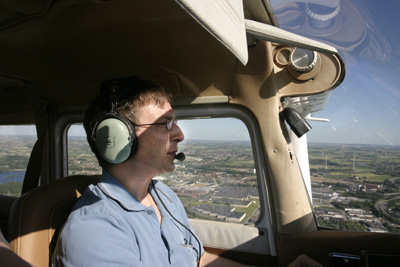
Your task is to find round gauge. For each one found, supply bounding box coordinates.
[290,48,318,73]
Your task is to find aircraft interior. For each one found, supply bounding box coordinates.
[0,0,399,266]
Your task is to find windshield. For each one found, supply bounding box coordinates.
[269,0,400,233]
[270,0,400,145]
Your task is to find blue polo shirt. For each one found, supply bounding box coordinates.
[53,171,203,267]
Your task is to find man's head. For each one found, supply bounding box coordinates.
[84,76,182,171]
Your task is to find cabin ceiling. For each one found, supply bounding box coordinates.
[0,0,273,121]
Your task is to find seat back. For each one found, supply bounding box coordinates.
[8,175,101,267]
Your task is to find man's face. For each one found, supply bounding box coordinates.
[133,101,184,176]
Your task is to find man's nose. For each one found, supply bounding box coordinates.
[171,123,184,143]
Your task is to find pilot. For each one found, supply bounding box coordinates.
[52,76,321,267]
[52,76,249,266]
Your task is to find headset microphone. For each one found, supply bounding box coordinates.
[175,152,185,161]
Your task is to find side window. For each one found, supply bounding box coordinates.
[67,118,261,225]
[162,118,261,225]
[67,124,101,175]
[0,125,37,196]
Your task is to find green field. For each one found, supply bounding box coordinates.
[309,143,400,183]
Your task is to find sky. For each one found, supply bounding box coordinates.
[270,0,400,146]
[1,0,400,146]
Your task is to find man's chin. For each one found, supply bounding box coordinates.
[162,162,176,174]
[166,165,176,173]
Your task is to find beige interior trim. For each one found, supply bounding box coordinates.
[189,219,270,255]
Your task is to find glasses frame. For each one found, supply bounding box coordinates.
[135,119,177,131]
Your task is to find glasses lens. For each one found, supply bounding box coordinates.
[167,120,173,131]
[166,119,177,131]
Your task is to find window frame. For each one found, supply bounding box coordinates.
[173,104,275,254]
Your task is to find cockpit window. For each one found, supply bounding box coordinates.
[0,125,37,196]
[68,124,101,175]
[162,118,260,225]
[270,0,400,234]
[308,143,400,233]
[67,117,261,225]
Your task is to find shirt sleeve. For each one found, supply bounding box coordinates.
[53,212,140,267]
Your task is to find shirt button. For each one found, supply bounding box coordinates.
[170,249,174,255]
[146,210,153,215]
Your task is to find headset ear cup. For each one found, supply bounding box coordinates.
[93,116,137,164]
[122,115,138,158]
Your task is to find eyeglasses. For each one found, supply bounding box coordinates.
[135,119,177,131]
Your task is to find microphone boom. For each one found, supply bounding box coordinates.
[175,152,185,161]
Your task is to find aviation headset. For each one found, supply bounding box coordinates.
[90,76,139,164]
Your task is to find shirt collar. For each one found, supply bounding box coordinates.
[98,169,148,211]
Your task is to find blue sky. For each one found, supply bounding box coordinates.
[307,59,400,145]
[271,0,400,146]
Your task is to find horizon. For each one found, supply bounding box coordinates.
[1,129,399,148]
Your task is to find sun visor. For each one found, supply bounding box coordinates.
[174,0,248,65]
